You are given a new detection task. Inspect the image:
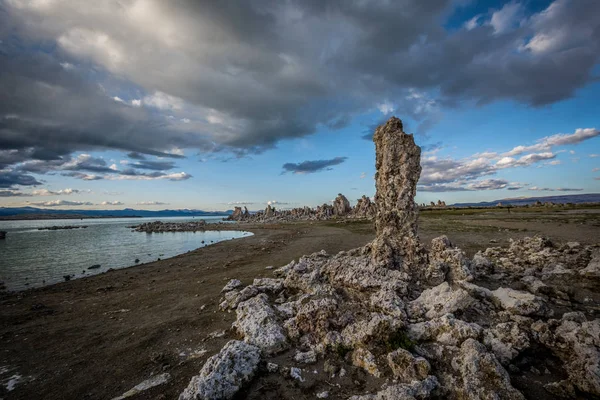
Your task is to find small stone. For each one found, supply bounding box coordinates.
[290,367,304,382]
[317,391,329,398]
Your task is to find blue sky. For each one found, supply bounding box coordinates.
[0,0,599,210]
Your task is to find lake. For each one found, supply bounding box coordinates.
[0,216,251,291]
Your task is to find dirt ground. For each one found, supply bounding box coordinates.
[1,208,599,400]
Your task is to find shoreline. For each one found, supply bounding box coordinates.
[1,213,598,399]
[0,224,255,294]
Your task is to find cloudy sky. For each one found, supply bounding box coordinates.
[0,0,599,210]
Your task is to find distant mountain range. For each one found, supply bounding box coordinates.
[0,207,231,220]
[450,193,600,208]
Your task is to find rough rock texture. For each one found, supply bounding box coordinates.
[453,339,525,400]
[233,294,288,354]
[333,193,352,217]
[370,117,427,272]
[179,340,260,400]
[533,312,600,395]
[353,195,377,219]
[179,117,600,400]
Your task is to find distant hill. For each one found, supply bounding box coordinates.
[0,206,231,220]
[451,193,600,208]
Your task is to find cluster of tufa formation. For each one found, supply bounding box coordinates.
[180,117,600,400]
[227,194,376,222]
[130,220,207,233]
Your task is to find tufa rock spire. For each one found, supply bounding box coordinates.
[370,117,427,271]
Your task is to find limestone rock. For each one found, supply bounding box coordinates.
[452,339,525,400]
[349,376,438,400]
[233,294,288,354]
[179,340,261,400]
[252,278,284,293]
[533,312,600,396]
[221,279,242,293]
[408,282,475,320]
[342,313,403,347]
[483,322,530,365]
[219,285,259,311]
[387,348,430,382]
[333,193,352,217]
[370,117,427,271]
[408,314,482,347]
[429,236,473,282]
[490,287,551,317]
[370,289,407,319]
[352,347,381,377]
[352,195,377,218]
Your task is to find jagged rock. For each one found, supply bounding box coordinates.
[533,312,600,396]
[349,376,438,400]
[452,339,525,400]
[228,207,244,221]
[490,287,551,317]
[408,282,475,320]
[252,278,284,293]
[579,249,600,281]
[387,348,430,382]
[429,236,473,282]
[221,279,242,293]
[264,204,275,218]
[370,289,407,319]
[352,347,381,377]
[219,285,259,311]
[471,252,494,277]
[179,340,261,400]
[333,193,352,216]
[353,195,377,218]
[483,322,530,365]
[370,117,427,271]
[341,313,403,347]
[408,314,482,346]
[233,294,288,354]
[285,297,339,342]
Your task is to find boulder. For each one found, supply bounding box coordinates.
[233,294,288,354]
[490,287,551,317]
[387,348,430,382]
[179,340,260,400]
[408,282,475,320]
[452,339,525,400]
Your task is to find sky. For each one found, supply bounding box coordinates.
[0,0,599,211]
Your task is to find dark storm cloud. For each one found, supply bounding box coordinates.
[0,170,42,189]
[127,152,147,160]
[282,157,348,174]
[129,160,176,171]
[1,0,599,187]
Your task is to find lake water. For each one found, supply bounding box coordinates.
[0,217,251,291]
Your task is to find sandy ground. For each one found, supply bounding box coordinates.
[1,209,599,399]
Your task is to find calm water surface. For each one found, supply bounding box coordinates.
[0,216,252,291]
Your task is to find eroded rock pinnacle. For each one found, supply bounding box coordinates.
[370,117,427,271]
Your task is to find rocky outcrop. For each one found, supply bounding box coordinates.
[370,117,426,271]
[332,193,352,217]
[179,340,260,400]
[131,221,206,232]
[179,116,600,400]
[352,195,377,218]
